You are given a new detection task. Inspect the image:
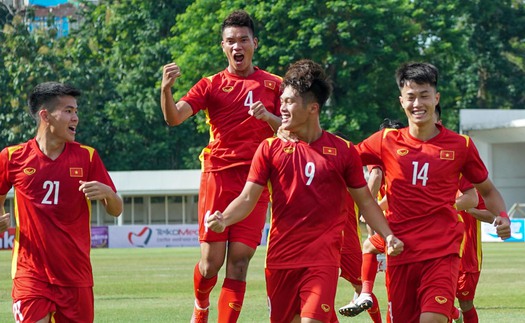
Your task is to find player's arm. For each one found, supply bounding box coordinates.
[367,167,382,200]
[473,178,511,240]
[466,207,496,224]
[348,186,403,256]
[0,194,10,233]
[249,101,282,132]
[455,188,479,211]
[160,62,193,126]
[79,181,123,217]
[207,181,265,233]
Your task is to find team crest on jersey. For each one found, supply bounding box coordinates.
[283,147,295,154]
[396,149,409,156]
[434,296,448,304]
[440,150,455,160]
[264,80,276,90]
[70,167,83,177]
[323,146,337,155]
[23,168,36,176]
[222,86,234,92]
[321,304,331,312]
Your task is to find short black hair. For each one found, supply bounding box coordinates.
[221,10,255,36]
[281,59,332,108]
[379,118,405,130]
[395,62,439,91]
[28,82,81,119]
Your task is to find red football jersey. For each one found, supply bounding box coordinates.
[248,131,367,269]
[459,188,486,273]
[0,139,117,287]
[181,67,282,172]
[356,124,488,266]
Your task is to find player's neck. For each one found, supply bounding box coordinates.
[35,131,66,160]
[227,65,255,77]
[295,124,323,144]
[408,122,440,141]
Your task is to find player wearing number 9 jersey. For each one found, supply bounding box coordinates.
[0,82,122,323]
[160,10,282,322]
[355,62,511,323]
[206,59,403,322]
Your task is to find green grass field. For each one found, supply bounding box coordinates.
[0,242,523,322]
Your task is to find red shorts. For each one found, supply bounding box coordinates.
[386,254,459,322]
[266,266,339,323]
[198,166,269,249]
[12,278,94,323]
[340,217,363,285]
[369,233,386,254]
[456,271,480,301]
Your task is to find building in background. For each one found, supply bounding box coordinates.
[460,109,525,216]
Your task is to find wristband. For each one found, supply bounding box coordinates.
[499,211,509,219]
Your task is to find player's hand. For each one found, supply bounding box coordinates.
[494,216,511,240]
[162,62,181,89]
[248,101,272,121]
[79,181,114,201]
[385,235,404,256]
[0,213,10,233]
[276,125,299,143]
[206,211,226,233]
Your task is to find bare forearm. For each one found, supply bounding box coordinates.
[104,193,123,217]
[467,208,495,223]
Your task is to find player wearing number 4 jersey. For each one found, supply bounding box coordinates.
[160,10,282,323]
[0,82,123,323]
[207,59,403,323]
[355,62,511,323]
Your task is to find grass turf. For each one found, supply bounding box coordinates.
[0,242,523,322]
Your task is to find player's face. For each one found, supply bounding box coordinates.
[46,95,79,143]
[399,81,440,126]
[280,86,310,132]
[221,26,257,77]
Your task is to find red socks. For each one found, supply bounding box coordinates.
[217,278,246,323]
[463,307,478,323]
[193,263,217,309]
[367,292,382,322]
[362,253,379,293]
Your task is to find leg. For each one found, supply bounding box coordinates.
[217,241,257,323]
[192,241,227,323]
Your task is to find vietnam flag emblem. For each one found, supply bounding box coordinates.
[323,147,337,155]
[440,150,455,160]
[70,167,83,177]
[264,80,276,90]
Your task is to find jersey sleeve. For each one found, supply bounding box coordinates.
[87,149,117,192]
[344,143,367,189]
[0,149,11,195]
[460,137,489,184]
[180,77,211,115]
[459,176,474,193]
[355,130,384,166]
[247,139,272,186]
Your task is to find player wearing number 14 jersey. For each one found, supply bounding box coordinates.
[356,62,511,323]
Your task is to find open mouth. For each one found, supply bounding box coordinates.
[234,53,244,64]
[69,126,76,133]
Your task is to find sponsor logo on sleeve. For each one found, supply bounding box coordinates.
[222,86,234,92]
[396,149,409,156]
[434,296,448,304]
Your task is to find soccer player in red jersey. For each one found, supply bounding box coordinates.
[160,10,282,323]
[452,178,495,323]
[207,59,404,323]
[355,62,511,323]
[0,82,123,323]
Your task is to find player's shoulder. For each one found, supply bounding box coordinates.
[255,68,282,81]
[1,142,26,161]
[439,126,472,147]
[70,142,98,161]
